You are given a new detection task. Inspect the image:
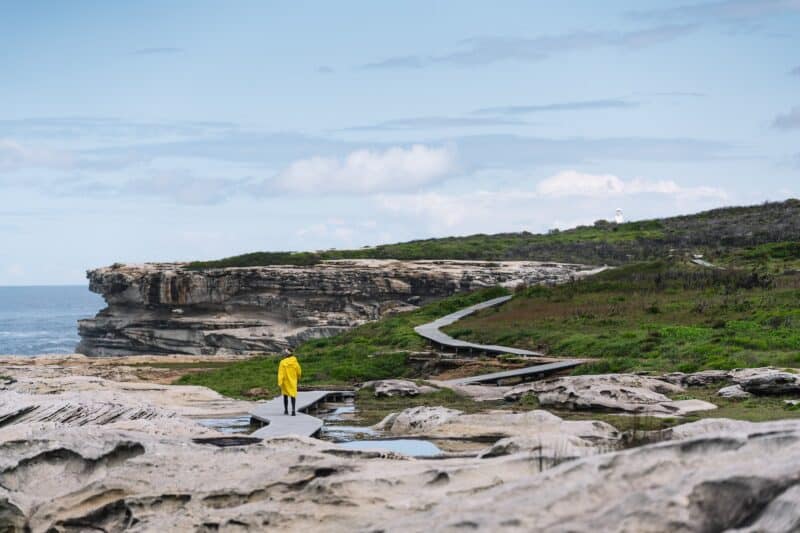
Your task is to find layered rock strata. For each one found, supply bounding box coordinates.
[77,259,596,356]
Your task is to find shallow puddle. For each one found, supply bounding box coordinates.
[196,415,256,434]
[193,398,491,457]
[337,438,443,457]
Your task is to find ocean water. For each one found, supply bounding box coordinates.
[0,286,105,356]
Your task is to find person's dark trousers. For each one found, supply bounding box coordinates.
[283,395,296,415]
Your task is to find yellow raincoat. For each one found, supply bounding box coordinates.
[277,355,302,398]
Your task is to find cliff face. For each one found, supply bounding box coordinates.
[78,259,595,356]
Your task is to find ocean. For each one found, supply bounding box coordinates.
[0,286,105,356]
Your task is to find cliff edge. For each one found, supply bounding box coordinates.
[77,259,596,356]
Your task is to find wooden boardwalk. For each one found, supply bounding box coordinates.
[414,295,543,356]
[249,390,350,438]
[416,293,588,381]
[446,360,583,386]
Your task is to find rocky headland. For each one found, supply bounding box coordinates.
[77,260,596,357]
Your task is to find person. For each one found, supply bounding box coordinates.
[277,352,302,416]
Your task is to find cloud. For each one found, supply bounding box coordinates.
[453,134,732,168]
[0,117,235,142]
[344,116,527,131]
[630,0,800,23]
[361,56,426,70]
[377,171,727,234]
[121,175,246,205]
[296,219,355,242]
[648,91,707,98]
[773,107,800,129]
[535,170,727,200]
[360,25,696,70]
[274,145,457,194]
[0,139,72,171]
[473,99,638,116]
[132,47,183,55]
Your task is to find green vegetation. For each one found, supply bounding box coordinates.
[734,241,800,271]
[176,286,509,397]
[187,251,321,269]
[446,261,800,373]
[177,200,800,427]
[186,199,800,268]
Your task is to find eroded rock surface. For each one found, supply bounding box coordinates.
[77,260,596,356]
[4,411,800,531]
[717,384,752,399]
[731,368,800,395]
[665,367,800,397]
[4,365,800,531]
[361,379,430,397]
[504,374,716,415]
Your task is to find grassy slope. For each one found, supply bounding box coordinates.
[177,286,509,398]
[178,200,800,412]
[445,261,800,373]
[187,199,800,269]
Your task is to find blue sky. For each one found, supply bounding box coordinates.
[1,0,799,285]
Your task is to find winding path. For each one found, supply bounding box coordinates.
[249,390,350,438]
[414,295,543,356]
[415,293,587,382]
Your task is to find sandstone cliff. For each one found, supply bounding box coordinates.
[77,259,595,356]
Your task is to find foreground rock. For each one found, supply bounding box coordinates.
[78,260,596,356]
[717,384,752,399]
[361,379,437,397]
[0,353,249,384]
[504,374,716,415]
[4,370,800,531]
[4,413,800,531]
[665,367,800,397]
[731,368,800,395]
[662,369,730,387]
[0,374,254,419]
[378,406,620,463]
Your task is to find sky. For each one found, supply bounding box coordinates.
[1,0,799,285]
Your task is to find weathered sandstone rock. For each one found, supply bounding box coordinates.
[374,406,462,433]
[662,369,730,387]
[4,413,800,531]
[362,379,423,397]
[3,370,800,531]
[503,374,715,415]
[433,381,512,401]
[717,384,752,399]
[731,368,800,395]
[1,374,254,419]
[77,260,596,356]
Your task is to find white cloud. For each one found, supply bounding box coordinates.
[296,219,356,243]
[773,107,800,130]
[275,144,457,194]
[376,170,728,235]
[535,170,726,200]
[0,138,72,171]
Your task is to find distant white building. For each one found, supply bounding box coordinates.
[614,208,624,224]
